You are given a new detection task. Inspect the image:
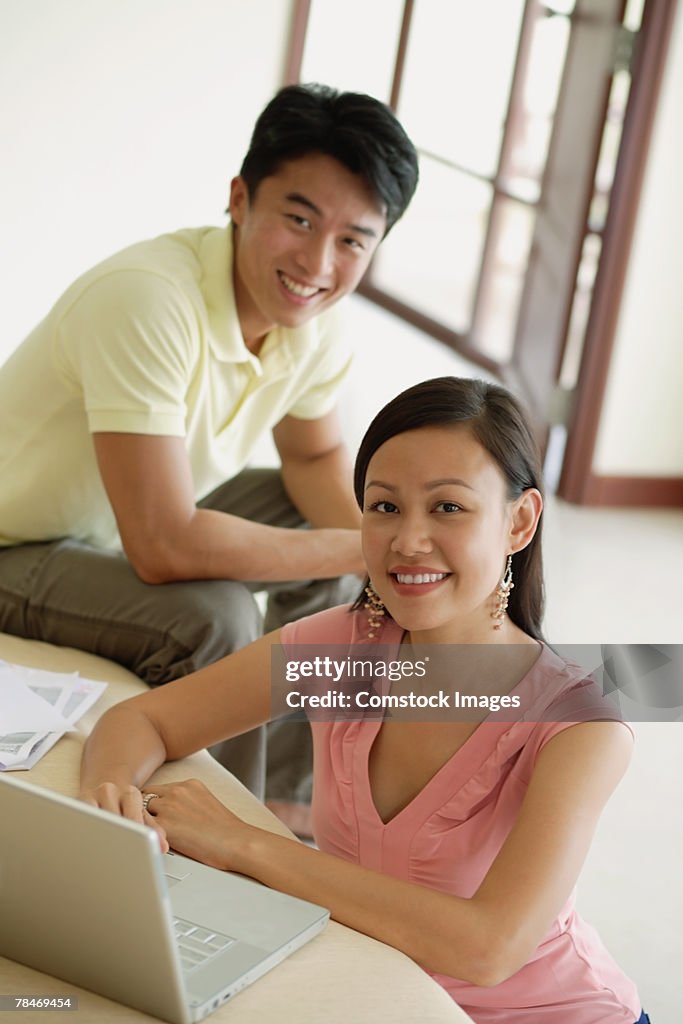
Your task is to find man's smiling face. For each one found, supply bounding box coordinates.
[229,152,387,349]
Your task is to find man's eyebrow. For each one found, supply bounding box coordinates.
[285,192,379,239]
[285,192,322,217]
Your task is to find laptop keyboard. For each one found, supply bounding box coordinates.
[173,916,236,974]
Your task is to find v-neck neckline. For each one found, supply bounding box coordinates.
[357,642,554,829]
[360,715,496,828]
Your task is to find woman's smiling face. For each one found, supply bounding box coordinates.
[361,424,536,644]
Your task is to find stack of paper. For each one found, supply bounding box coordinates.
[0,662,107,770]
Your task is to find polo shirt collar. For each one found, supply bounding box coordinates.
[200,225,323,376]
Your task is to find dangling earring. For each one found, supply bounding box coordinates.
[492,554,514,631]
[364,582,385,639]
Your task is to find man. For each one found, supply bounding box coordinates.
[0,83,418,806]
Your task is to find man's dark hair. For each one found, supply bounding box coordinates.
[238,83,419,234]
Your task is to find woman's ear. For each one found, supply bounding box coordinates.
[508,488,543,554]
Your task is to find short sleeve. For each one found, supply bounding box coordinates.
[56,270,198,436]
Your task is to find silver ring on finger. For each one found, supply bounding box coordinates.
[142,792,160,812]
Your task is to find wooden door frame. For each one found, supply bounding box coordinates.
[507,0,626,442]
[558,0,681,506]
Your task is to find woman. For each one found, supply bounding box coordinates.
[81,377,647,1024]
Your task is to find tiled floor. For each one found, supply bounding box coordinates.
[336,294,683,1022]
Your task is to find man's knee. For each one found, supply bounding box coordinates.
[264,572,361,632]
[0,539,263,686]
[130,578,264,685]
[0,541,60,636]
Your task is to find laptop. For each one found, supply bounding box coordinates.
[0,774,329,1023]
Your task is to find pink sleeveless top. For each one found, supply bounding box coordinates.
[280,605,640,1024]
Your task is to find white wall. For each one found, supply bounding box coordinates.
[0,0,292,362]
[592,2,683,477]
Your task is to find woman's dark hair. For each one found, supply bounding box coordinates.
[238,83,419,234]
[352,376,546,641]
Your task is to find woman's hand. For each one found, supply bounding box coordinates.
[80,780,169,853]
[140,779,255,870]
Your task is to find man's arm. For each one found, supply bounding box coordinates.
[92,431,364,584]
[272,408,361,530]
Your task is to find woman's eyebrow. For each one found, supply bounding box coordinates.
[364,480,396,492]
[364,478,475,492]
[425,478,475,491]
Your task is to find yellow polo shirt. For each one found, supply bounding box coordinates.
[0,226,350,548]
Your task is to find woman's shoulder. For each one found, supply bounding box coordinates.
[281,603,403,647]
[511,644,633,764]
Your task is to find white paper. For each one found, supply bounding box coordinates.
[0,667,73,732]
[0,662,108,770]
